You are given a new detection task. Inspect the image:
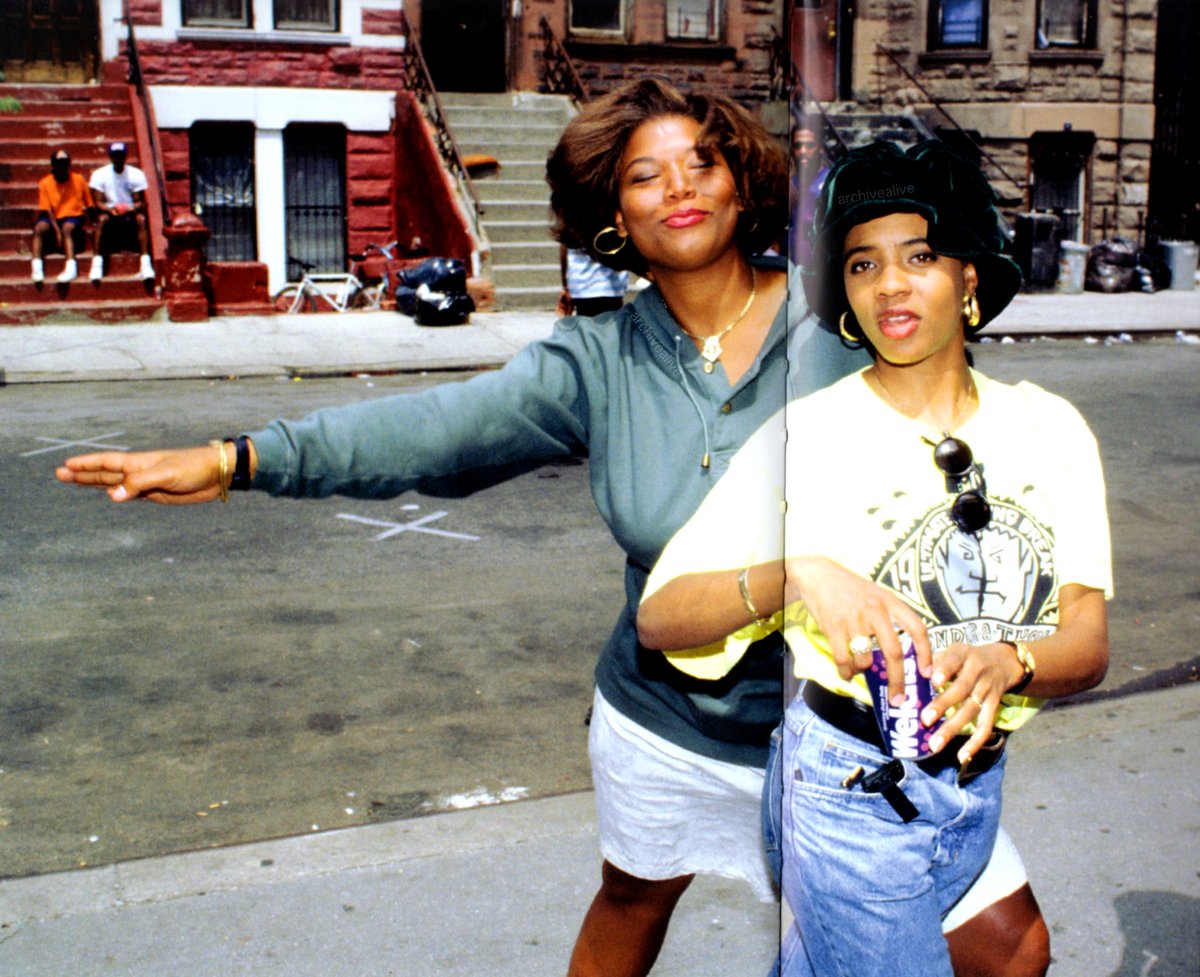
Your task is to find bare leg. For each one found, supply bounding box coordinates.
[135,211,149,254]
[946,884,1050,977]
[567,861,693,977]
[32,221,49,259]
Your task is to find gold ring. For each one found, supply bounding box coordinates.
[969,692,984,708]
[848,635,873,656]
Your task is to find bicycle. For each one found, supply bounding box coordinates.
[271,243,399,314]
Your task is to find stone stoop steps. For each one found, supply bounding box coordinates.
[440,92,574,312]
[0,83,163,326]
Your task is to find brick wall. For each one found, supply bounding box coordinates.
[519,0,782,105]
[132,40,406,90]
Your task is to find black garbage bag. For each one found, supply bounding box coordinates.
[394,257,473,324]
[1085,237,1137,293]
[1133,248,1171,293]
[399,257,468,294]
[414,283,475,326]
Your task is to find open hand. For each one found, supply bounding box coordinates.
[56,444,227,505]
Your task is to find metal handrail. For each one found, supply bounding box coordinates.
[400,8,484,235]
[874,44,1026,194]
[121,0,170,261]
[538,16,591,104]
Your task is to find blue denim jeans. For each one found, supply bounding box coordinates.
[761,723,784,977]
[780,695,1005,977]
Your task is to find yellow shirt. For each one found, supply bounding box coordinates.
[643,368,1113,732]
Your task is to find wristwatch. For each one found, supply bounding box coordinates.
[1002,641,1036,696]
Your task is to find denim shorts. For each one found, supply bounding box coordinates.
[779,695,1005,977]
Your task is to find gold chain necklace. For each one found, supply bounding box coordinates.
[870,366,977,437]
[678,267,757,374]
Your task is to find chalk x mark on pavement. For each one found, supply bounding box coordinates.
[337,511,481,542]
[21,431,130,457]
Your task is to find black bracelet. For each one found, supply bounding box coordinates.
[229,435,252,490]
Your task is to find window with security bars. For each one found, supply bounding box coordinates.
[182,0,250,27]
[1036,0,1096,48]
[283,124,347,279]
[667,0,718,40]
[190,122,257,261]
[929,0,988,49]
[274,0,338,31]
[570,0,621,33]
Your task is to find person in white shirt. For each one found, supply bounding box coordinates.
[89,141,154,282]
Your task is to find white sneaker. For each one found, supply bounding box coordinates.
[56,259,77,283]
[89,256,104,281]
[31,259,44,283]
[139,254,154,281]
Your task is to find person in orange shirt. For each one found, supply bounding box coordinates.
[32,149,94,284]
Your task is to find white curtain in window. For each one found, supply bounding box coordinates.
[666,0,717,40]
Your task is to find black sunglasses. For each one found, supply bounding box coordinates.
[928,434,992,534]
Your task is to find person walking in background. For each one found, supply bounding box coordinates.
[557,244,630,318]
[31,149,93,284]
[89,141,154,282]
[788,117,829,268]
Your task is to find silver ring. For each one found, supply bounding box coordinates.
[969,692,984,708]
[848,635,873,656]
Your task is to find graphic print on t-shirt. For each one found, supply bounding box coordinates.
[872,495,1059,650]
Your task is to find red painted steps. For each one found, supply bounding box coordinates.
[0,82,165,325]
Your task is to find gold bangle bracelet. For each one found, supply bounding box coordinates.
[737,566,761,621]
[209,439,229,503]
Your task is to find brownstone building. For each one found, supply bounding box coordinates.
[789,0,1196,260]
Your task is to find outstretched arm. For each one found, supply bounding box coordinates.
[56,439,256,505]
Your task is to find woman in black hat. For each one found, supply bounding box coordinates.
[638,139,1112,975]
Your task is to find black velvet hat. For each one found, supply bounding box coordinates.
[802,139,1022,334]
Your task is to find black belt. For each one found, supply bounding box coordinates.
[802,681,1006,783]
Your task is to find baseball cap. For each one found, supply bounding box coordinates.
[109,141,127,154]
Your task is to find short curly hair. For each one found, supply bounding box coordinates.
[547,79,787,275]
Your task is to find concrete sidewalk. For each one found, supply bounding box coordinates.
[0,288,1196,385]
[1,683,1196,977]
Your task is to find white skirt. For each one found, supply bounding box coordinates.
[589,688,779,903]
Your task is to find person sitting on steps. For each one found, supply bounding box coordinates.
[89,141,154,283]
[31,149,93,284]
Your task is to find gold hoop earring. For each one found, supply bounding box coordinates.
[839,311,862,344]
[593,226,628,256]
[963,293,981,329]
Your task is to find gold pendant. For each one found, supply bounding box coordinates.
[701,336,723,362]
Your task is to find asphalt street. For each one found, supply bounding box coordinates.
[0,333,1197,977]
[2,337,1196,878]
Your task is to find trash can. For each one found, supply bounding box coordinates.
[1056,241,1089,294]
[1159,240,1198,290]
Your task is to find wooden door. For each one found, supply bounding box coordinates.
[1,0,99,83]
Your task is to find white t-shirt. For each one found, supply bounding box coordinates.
[566,249,629,299]
[644,367,1113,731]
[89,163,149,207]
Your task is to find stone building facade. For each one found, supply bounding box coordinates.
[837,0,1158,245]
